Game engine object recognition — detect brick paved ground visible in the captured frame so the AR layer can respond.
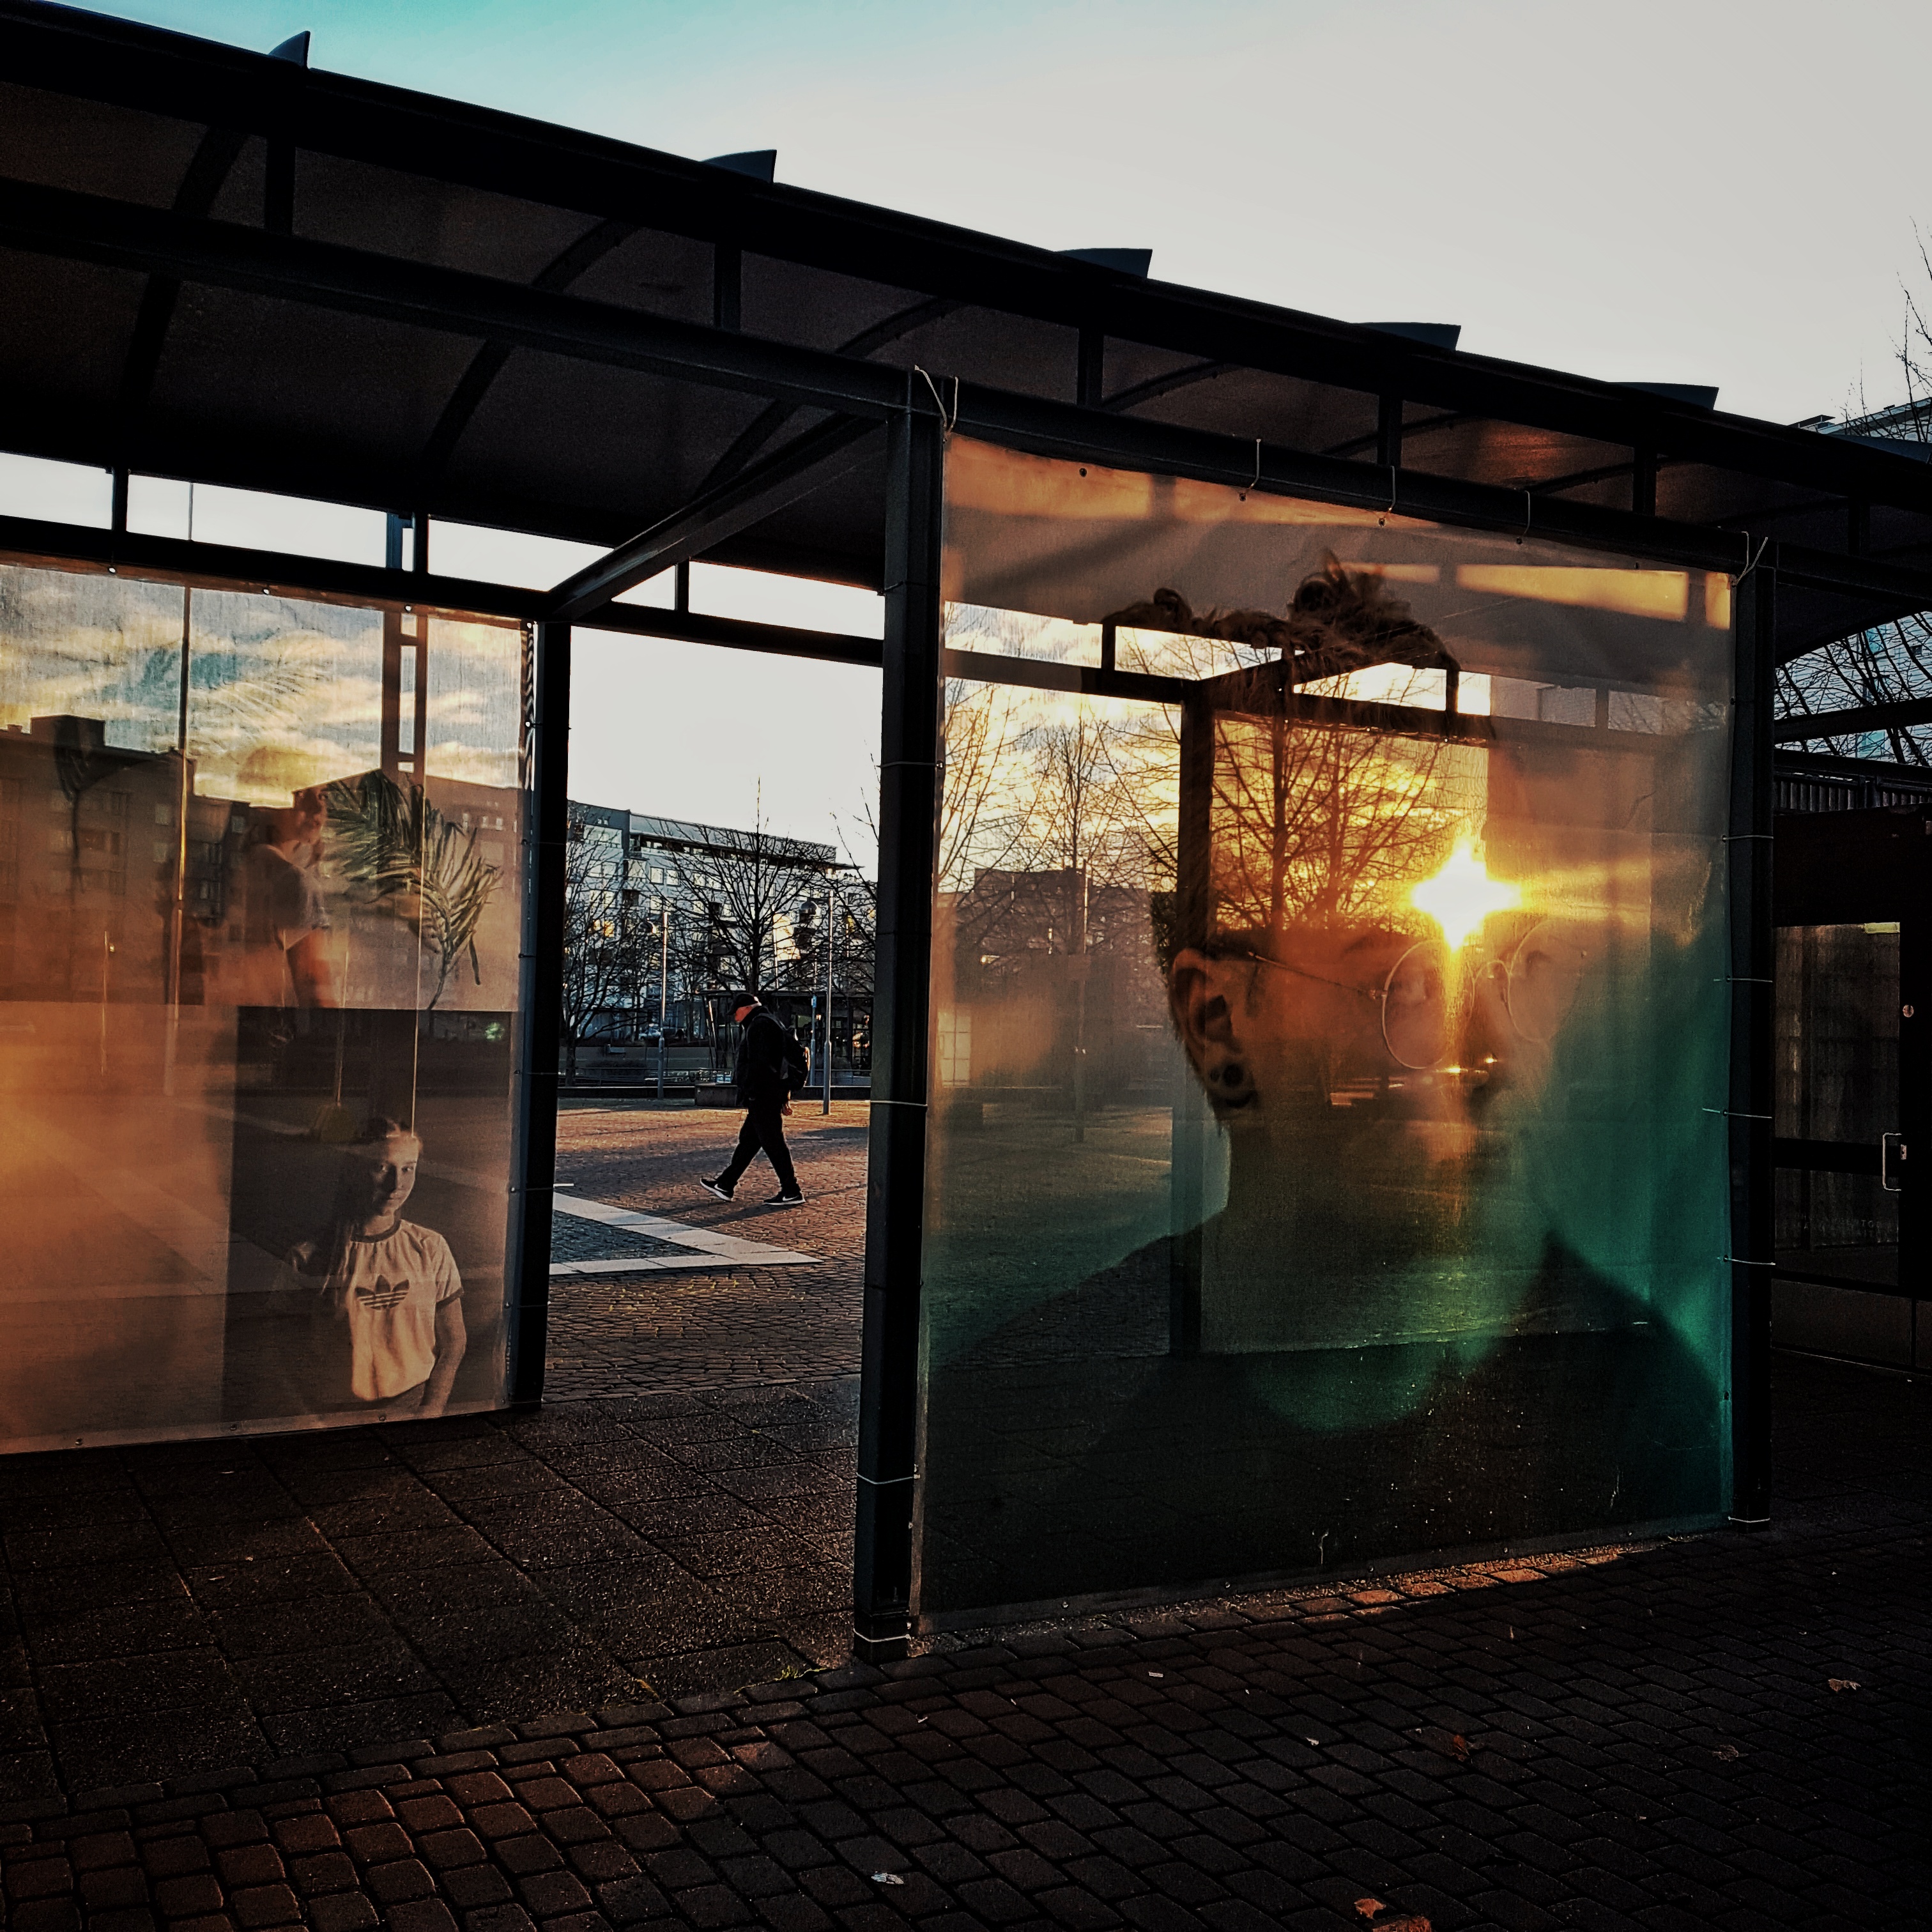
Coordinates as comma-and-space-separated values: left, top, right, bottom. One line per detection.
3, 1105, 1926, 1924
546, 1102, 864, 1400
0, 1380, 862, 1803
2, 1352, 1924, 1932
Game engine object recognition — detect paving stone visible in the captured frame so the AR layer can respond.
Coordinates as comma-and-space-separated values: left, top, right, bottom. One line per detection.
307, 1892, 380, 1932
0, 1258, 1922, 1932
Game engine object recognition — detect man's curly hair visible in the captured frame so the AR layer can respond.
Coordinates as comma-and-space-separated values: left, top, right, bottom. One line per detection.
1107, 553, 1452, 685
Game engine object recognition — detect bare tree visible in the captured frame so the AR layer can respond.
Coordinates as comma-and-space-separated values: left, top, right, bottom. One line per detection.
939, 675, 1030, 893
1778, 233, 1932, 762
560, 812, 651, 1083
1777, 611, 1932, 767
1206, 698, 1465, 944
1869, 224, 1932, 449
670, 795, 841, 1001
1100, 568, 1464, 949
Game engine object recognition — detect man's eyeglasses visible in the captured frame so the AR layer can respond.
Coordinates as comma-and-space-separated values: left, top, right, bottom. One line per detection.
1236, 917, 1588, 1071
1241, 940, 1453, 1071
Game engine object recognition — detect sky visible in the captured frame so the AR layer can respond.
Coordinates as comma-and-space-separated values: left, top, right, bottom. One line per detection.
33, 0, 1932, 858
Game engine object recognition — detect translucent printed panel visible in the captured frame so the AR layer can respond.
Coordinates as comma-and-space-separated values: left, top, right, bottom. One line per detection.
0, 558, 525, 1448
919, 440, 1732, 1618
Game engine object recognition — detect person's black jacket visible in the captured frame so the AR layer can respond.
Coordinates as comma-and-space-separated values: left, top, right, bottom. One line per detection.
732, 1006, 800, 1103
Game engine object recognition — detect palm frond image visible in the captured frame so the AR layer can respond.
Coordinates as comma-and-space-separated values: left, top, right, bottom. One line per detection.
324, 770, 501, 1006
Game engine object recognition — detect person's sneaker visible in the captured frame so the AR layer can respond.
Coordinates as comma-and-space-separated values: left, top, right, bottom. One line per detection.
699, 1176, 734, 1201
767, 1190, 805, 1207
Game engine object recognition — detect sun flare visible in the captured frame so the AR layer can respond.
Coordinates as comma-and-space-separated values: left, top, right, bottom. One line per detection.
1411, 838, 1521, 951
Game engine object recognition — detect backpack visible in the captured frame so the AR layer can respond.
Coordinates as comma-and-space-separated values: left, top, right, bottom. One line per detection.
781, 1024, 811, 1091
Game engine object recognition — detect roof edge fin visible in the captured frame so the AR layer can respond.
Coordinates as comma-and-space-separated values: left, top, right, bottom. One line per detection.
1616, 381, 1719, 410
703, 150, 777, 181
1363, 322, 1460, 351
1061, 249, 1152, 277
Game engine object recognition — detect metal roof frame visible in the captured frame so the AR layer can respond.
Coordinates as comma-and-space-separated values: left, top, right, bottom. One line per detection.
1, 2, 1920, 507
1, 0, 1931, 664
3, 171, 1930, 654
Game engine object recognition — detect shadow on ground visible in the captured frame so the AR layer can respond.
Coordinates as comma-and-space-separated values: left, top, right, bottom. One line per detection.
0, 1353, 1922, 1931
0, 1383, 858, 1800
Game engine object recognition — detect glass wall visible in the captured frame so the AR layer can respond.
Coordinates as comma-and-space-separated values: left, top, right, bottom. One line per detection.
919, 440, 1734, 1620
0, 555, 526, 1449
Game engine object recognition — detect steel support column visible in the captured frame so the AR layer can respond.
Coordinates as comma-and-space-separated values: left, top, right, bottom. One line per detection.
1632, 446, 1658, 518
1728, 570, 1775, 1525
1376, 394, 1402, 470
507, 620, 572, 1406
854, 401, 945, 1662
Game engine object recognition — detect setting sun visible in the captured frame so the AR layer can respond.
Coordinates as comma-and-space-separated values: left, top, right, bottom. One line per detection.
1411, 838, 1521, 950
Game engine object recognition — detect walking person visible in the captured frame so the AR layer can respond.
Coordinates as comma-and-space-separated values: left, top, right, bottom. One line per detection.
701, 991, 806, 1206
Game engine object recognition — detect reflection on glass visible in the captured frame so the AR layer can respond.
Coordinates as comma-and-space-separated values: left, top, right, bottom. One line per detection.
0, 559, 524, 1450
919, 441, 1733, 1621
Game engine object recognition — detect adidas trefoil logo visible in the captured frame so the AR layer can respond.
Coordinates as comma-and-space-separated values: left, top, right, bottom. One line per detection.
355, 1275, 410, 1310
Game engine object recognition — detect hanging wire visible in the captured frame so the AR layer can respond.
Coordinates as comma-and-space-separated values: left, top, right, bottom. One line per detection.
1734, 533, 1770, 583
911, 365, 958, 433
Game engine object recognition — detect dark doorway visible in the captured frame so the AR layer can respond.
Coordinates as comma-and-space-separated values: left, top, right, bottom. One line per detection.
1774, 807, 1931, 1367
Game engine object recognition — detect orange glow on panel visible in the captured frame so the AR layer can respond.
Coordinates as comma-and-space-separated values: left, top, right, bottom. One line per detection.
1455, 565, 1690, 622
1705, 574, 1732, 629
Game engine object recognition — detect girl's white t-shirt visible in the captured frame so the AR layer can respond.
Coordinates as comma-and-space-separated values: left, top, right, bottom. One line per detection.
288, 1220, 462, 1402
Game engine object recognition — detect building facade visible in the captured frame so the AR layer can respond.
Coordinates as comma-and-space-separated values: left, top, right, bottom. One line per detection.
565, 800, 871, 1078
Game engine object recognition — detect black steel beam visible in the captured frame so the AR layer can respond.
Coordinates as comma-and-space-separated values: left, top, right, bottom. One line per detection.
946, 378, 1932, 599
1376, 394, 1402, 470
0, 177, 908, 420
548, 416, 881, 622
1728, 571, 1775, 1528
9, 178, 1932, 613
0, 510, 552, 618
1077, 326, 1104, 409
855, 404, 944, 1663
1770, 696, 1932, 743
0, 512, 885, 666
507, 620, 571, 1405
943, 646, 1708, 753
693, 295, 959, 496
943, 647, 1186, 706
8, 182, 1932, 651
1102, 360, 1228, 415
417, 215, 639, 487
590, 604, 880, 668
1324, 410, 1468, 463
1632, 445, 1658, 518
116, 122, 248, 447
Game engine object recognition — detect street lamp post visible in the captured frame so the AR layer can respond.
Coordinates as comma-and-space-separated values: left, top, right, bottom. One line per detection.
656, 900, 670, 1100
823, 884, 836, 1114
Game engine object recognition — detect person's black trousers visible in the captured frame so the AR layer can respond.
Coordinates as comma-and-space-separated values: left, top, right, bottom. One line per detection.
717, 1098, 799, 1195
